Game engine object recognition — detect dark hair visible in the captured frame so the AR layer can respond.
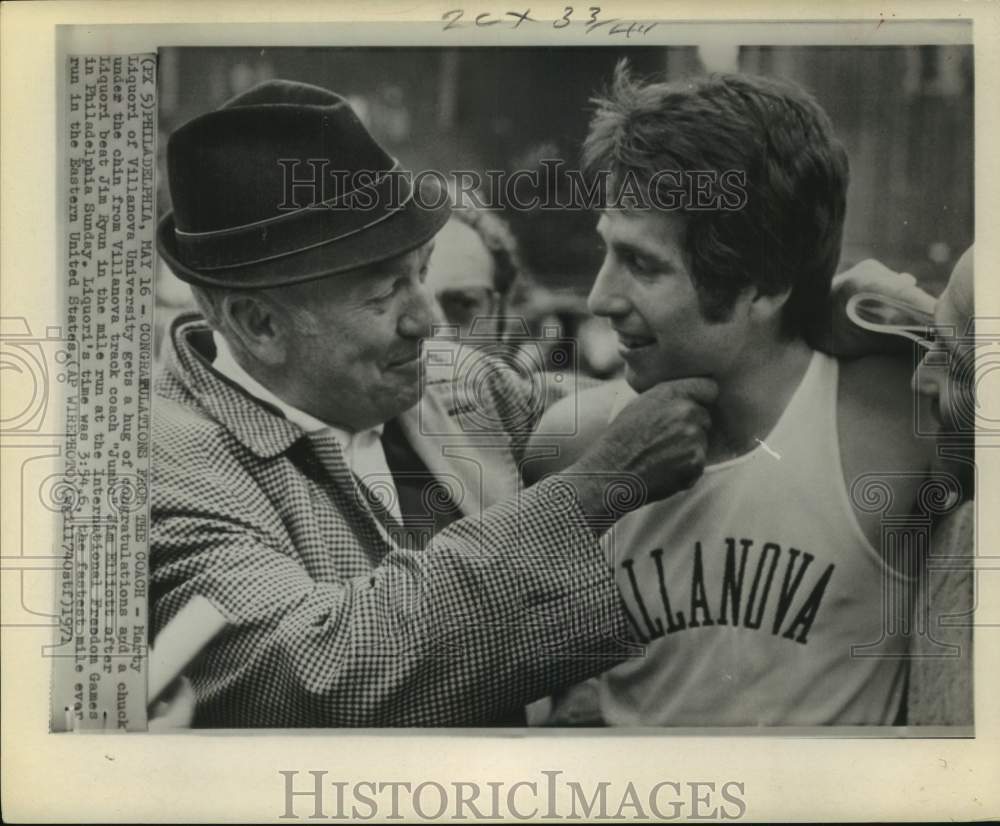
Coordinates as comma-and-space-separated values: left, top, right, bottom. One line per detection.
583, 61, 849, 337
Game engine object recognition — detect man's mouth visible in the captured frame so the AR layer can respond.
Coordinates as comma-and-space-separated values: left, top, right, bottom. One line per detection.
615, 330, 656, 353
387, 352, 422, 369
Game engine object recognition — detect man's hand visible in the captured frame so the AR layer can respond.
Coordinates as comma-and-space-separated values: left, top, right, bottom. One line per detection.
812, 258, 937, 357
557, 377, 717, 527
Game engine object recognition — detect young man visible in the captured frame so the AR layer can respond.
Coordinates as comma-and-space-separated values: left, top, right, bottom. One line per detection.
534, 65, 936, 726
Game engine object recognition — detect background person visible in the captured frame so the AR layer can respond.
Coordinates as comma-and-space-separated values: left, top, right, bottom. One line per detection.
907, 245, 976, 727
425, 206, 522, 341
847, 248, 976, 726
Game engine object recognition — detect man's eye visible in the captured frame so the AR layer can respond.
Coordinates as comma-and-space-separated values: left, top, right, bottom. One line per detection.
625, 252, 654, 274
441, 294, 476, 310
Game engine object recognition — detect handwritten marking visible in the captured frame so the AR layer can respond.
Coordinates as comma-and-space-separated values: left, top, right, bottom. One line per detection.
441, 7, 658, 37
505, 8, 537, 27
442, 8, 463, 29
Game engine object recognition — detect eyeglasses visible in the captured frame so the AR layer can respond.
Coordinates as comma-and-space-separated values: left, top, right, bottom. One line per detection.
846, 291, 948, 351
435, 287, 497, 327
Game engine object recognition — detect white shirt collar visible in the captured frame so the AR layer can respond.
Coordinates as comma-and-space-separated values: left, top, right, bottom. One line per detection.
211, 332, 383, 446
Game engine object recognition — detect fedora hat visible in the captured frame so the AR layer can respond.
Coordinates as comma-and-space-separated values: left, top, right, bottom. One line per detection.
157, 80, 450, 289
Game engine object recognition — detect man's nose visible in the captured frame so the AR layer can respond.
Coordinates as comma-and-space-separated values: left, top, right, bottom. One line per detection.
398, 281, 437, 338
587, 259, 631, 319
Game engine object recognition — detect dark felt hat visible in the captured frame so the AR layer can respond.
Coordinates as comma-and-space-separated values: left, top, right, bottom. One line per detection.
157, 80, 450, 289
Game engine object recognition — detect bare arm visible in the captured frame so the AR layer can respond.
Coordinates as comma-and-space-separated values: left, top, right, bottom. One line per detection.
838, 353, 936, 552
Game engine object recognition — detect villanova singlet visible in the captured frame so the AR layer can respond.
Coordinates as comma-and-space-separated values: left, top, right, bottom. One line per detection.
599, 352, 912, 726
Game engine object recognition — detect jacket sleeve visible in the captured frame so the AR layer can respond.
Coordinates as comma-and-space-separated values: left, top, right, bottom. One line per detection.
151, 439, 633, 727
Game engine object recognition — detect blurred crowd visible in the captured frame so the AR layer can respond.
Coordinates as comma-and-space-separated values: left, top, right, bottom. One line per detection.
155, 44, 973, 381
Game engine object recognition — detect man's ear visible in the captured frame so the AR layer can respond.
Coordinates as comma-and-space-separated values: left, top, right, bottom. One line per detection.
748, 286, 792, 324
221, 293, 288, 366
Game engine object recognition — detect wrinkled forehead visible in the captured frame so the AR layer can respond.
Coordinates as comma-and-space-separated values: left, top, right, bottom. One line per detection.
424, 219, 494, 292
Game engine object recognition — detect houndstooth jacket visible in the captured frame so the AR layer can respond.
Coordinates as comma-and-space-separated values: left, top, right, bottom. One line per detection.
151, 315, 630, 727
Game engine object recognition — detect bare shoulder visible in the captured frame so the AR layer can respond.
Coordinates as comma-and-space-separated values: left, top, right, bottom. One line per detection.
839, 353, 932, 459
838, 354, 935, 544
840, 353, 916, 412
524, 379, 630, 483
537, 378, 631, 435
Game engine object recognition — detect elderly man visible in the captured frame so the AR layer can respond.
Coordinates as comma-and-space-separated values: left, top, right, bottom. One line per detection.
151, 80, 718, 727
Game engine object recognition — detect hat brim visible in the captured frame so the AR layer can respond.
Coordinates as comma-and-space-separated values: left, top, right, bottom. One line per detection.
157, 194, 451, 289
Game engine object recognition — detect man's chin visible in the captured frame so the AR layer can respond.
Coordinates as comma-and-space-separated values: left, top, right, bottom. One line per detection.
365, 376, 423, 424
623, 364, 653, 393
623, 362, 695, 394
395, 384, 423, 412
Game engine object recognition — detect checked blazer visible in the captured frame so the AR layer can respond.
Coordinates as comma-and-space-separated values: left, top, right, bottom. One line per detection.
151, 315, 631, 727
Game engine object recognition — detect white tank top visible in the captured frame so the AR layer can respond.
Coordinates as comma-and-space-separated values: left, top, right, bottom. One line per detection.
599, 352, 911, 726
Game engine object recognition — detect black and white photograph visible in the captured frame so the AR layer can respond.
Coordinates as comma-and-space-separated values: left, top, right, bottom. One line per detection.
1, 4, 997, 823
150, 41, 975, 730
